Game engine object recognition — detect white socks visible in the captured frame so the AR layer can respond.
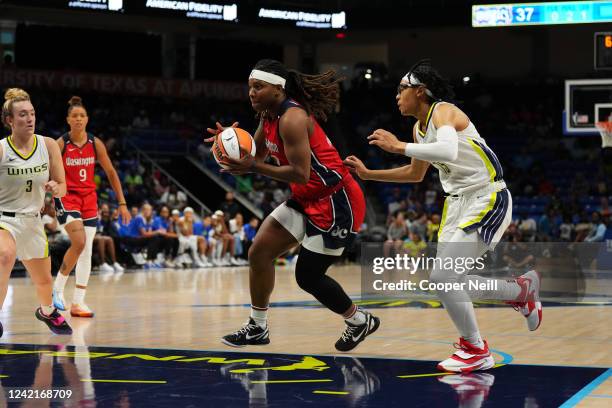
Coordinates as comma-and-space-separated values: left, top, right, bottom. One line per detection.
250, 306, 268, 328
344, 305, 367, 325
54, 272, 69, 292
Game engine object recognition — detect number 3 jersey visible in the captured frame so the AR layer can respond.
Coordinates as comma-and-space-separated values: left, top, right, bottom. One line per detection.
0, 134, 50, 213
61, 132, 97, 194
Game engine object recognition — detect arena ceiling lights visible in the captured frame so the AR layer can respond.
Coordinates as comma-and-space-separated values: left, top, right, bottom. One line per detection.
67, 0, 124, 12
145, 0, 238, 21
257, 8, 347, 29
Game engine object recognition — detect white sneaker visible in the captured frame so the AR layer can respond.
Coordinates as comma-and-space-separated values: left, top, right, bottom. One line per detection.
113, 262, 125, 273
164, 259, 176, 268
230, 257, 242, 266
99, 263, 114, 273
132, 253, 146, 265
199, 256, 213, 267
507, 270, 542, 331
437, 338, 495, 373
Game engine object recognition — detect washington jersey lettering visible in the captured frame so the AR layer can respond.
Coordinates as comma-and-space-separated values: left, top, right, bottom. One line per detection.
61, 132, 97, 193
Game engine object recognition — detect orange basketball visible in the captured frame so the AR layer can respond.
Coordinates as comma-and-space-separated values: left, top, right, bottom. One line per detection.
212, 127, 256, 169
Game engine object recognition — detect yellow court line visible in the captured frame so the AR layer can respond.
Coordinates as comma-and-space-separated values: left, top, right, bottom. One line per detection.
313, 390, 349, 395
0, 375, 8, 378
81, 379, 167, 384
251, 379, 333, 384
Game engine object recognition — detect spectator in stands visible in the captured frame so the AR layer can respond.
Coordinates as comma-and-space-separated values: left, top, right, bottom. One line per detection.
502, 231, 535, 271
427, 214, 441, 242
559, 215, 575, 242
97, 203, 131, 266
243, 217, 259, 260
403, 228, 427, 258
585, 212, 608, 243
384, 212, 408, 257
220, 191, 240, 219
118, 203, 165, 267
160, 184, 188, 210
229, 213, 249, 264
177, 207, 210, 267
210, 210, 240, 266
124, 168, 144, 188
126, 183, 146, 207
517, 211, 537, 242
387, 187, 403, 215
411, 211, 429, 242
153, 205, 180, 267
93, 233, 124, 274
574, 212, 593, 242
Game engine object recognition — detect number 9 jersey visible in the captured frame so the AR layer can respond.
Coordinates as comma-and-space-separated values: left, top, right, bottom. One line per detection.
54, 133, 98, 227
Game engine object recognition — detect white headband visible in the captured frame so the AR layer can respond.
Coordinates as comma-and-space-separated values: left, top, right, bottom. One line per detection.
401, 72, 434, 98
249, 69, 286, 88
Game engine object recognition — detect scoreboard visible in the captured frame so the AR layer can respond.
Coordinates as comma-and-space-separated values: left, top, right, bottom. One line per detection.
595, 32, 612, 70
473, 1, 612, 27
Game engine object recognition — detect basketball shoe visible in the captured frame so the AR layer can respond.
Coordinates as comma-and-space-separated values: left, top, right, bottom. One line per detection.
437, 338, 495, 373
335, 310, 380, 352
222, 318, 270, 347
507, 270, 542, 331
71, 303, 95, 318
35, 308, 73, 335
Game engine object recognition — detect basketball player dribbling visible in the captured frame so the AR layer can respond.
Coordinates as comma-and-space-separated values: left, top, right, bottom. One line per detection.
0, 88, 72, 335
344, 60, 542, 372
206, 59, 380, 351
52, 96, 131, 318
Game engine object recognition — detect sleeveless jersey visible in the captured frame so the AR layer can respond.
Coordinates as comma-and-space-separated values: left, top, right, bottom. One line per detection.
416, 102, 504, 195
0, 135, 50, 213
263, 99, 350, 202
61, 132, 97, 194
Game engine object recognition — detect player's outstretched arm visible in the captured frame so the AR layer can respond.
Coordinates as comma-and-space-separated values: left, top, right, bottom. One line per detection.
344, 155, 429, 183
95, 137, 131, 224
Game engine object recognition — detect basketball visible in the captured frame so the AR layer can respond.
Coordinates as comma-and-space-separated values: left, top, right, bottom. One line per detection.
212, 127, 256, 169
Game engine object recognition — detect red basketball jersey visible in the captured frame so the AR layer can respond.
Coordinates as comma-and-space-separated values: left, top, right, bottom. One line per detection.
61, 133, 97, 193
263, 99, 350, 202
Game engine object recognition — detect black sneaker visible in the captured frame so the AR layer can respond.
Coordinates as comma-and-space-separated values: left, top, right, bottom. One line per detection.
35, 308, 73, 335
0, 321, 3, 338
221, 318, 270, 347
335, 310, 380, 352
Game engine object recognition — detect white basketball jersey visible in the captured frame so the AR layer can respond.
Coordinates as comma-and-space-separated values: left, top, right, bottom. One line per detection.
416, 102, 504, 195
0, 135, 50, 213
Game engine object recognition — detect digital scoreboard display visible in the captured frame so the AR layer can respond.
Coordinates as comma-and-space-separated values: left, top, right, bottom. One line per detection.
473, 1, 612, 27
595, 32, 612, 70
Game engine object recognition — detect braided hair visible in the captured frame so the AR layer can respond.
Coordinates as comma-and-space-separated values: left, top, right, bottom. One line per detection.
253, 59, 342, 122
405, 59, 455, 103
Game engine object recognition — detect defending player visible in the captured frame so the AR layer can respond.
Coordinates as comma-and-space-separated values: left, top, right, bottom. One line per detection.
344, 60, 541, 372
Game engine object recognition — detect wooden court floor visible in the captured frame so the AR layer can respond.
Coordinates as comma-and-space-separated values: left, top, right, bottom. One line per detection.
0, 265, 610, 407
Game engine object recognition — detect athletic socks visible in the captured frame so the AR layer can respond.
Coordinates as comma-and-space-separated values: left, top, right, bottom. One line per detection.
250, 306, 268, 328
464, 333, 485, 349
73, 288, 86, 305
343, 304, 367, 325
41, 305, 54, 316
54, 273, 69, 291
